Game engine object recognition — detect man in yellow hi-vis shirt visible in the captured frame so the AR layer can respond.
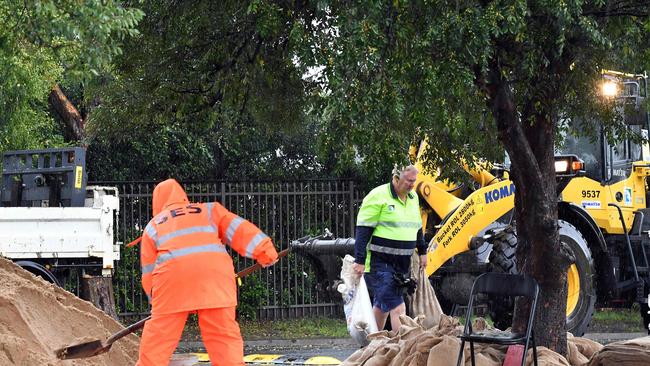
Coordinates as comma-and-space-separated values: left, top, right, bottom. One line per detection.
352, 165, 427, 331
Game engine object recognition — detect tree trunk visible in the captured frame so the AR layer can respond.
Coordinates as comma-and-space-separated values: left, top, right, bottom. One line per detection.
81, 275, 119, 320
486, 65, 571, 355
49, 84, 86, 141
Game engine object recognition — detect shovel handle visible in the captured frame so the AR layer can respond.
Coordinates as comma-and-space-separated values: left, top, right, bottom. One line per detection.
236, 248, 290, 278
126, 236, 142, 248
106, 315, 150, 345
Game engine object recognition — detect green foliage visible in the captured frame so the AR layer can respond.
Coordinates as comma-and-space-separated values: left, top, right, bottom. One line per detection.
237, 274, 269, 320
286, 1, 507, 183
113, 237, 149, 314
86, 115, 329, 181
0, 34, 64, 151
87, 0, 336, 181
285, 1, 649, 183
591, 307, 643, 332
0, 1, 143, 152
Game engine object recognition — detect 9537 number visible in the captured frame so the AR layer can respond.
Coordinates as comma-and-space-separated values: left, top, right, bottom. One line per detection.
581, 190, 600, 198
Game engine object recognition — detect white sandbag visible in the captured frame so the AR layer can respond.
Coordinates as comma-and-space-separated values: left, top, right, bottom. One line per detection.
339, 255, 378, 346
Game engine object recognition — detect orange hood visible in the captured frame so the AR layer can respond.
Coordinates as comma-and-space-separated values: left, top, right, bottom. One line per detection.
152, 179, 189, 215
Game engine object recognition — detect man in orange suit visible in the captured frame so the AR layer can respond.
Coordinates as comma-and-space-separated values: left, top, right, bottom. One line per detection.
136, 179, 278, 366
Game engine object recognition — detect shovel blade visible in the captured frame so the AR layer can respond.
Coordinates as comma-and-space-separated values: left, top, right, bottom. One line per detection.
55, 340, 111, 360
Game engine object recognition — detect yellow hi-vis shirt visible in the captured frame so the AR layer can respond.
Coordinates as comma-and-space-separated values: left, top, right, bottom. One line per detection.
355, 183, 423, 273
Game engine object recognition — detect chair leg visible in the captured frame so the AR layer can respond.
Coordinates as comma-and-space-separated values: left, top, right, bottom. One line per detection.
532, 338, 538, 366
520, 344, 527, 366
470, 341, 476, 366
456, 340, 465, 366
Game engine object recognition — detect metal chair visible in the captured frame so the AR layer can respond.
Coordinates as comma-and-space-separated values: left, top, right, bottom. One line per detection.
456, 272, 539, 366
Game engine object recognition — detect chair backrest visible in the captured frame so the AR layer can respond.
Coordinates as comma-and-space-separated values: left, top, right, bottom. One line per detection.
463, 272, 539, 336
471, 272, 538, 299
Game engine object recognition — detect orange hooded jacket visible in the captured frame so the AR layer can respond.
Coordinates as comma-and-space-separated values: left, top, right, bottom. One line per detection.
140, 179, 278, 314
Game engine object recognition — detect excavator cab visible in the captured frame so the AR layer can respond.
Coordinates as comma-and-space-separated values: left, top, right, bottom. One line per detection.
557, 71, 649, 183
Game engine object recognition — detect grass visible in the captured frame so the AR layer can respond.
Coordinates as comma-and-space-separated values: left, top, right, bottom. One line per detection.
239, 317, 349, 340
179, 316, 348, 342
590, 306, 643, 333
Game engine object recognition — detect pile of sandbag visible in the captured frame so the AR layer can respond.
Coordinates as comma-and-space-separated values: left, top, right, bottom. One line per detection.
341, 254, 650, 366
342, 252, 607, 366
343, 314, 605, 366
342, 315, 505, 366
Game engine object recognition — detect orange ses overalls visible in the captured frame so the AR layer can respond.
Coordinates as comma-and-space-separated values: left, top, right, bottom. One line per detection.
136, 179, 278, 366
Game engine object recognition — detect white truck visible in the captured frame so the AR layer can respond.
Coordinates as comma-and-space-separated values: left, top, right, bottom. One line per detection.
0, 148, 120, 288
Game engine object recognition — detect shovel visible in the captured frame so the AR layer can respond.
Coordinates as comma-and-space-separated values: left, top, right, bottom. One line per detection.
55, 247, 289, 360
55, 315, 150, 360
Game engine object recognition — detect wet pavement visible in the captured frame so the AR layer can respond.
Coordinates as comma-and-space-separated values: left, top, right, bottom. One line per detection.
171, 339, 359, 365
169, 348, 353, 366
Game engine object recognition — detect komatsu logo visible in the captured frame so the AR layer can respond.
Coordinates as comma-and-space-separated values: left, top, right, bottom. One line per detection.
484, 183, 516, 204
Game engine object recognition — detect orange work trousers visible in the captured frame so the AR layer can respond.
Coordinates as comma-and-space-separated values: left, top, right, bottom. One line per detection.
136, 307, 244, 366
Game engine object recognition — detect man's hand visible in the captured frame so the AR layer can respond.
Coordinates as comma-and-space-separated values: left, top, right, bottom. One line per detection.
352, 262, 365, 275
419, 254, 427, 270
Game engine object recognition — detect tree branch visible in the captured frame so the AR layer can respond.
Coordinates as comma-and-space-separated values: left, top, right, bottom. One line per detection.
48, 84, 85, 141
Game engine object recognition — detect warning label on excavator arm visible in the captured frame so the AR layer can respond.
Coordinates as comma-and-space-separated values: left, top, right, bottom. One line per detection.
437, 199, 476, 248
426, 181, 515, 276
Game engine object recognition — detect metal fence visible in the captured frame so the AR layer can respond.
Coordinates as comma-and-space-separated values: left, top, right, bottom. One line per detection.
93, 180, 364, 320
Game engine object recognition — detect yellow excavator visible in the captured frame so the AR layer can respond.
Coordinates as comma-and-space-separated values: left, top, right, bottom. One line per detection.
292, 70, 650, 335
413, 70, 650, 335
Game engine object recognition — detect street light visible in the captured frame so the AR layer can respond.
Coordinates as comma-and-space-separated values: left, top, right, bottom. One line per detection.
601, 80, 618, 97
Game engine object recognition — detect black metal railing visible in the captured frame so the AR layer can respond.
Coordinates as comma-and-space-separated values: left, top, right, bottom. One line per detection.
91, 179, 364, 320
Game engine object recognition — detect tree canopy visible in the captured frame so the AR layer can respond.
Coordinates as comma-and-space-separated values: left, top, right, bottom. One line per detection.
0, 0, 143, 152
86, 1, 336, 181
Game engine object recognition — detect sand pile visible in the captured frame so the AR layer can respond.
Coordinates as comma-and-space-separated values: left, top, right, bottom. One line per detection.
0, 256, 139, 365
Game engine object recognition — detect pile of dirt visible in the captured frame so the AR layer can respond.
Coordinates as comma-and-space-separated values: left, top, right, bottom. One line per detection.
0, 256, 139, 365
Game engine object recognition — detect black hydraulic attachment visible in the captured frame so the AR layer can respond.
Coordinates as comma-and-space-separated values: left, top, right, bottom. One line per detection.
1, 147, 87, 207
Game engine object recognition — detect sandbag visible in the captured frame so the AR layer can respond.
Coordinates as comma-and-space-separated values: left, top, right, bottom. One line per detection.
342, 333, 392, 366
524, 347, 571, 366
587, 336, 650, 366
568, 335, 602, 360
409, 253, 445, 329
567, 333, 603, 365
566, 341, 589, 366
434, 315, 463, 337
389, 318, 439, 366
427, 335, 463, 366
364, 343, 401, 366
